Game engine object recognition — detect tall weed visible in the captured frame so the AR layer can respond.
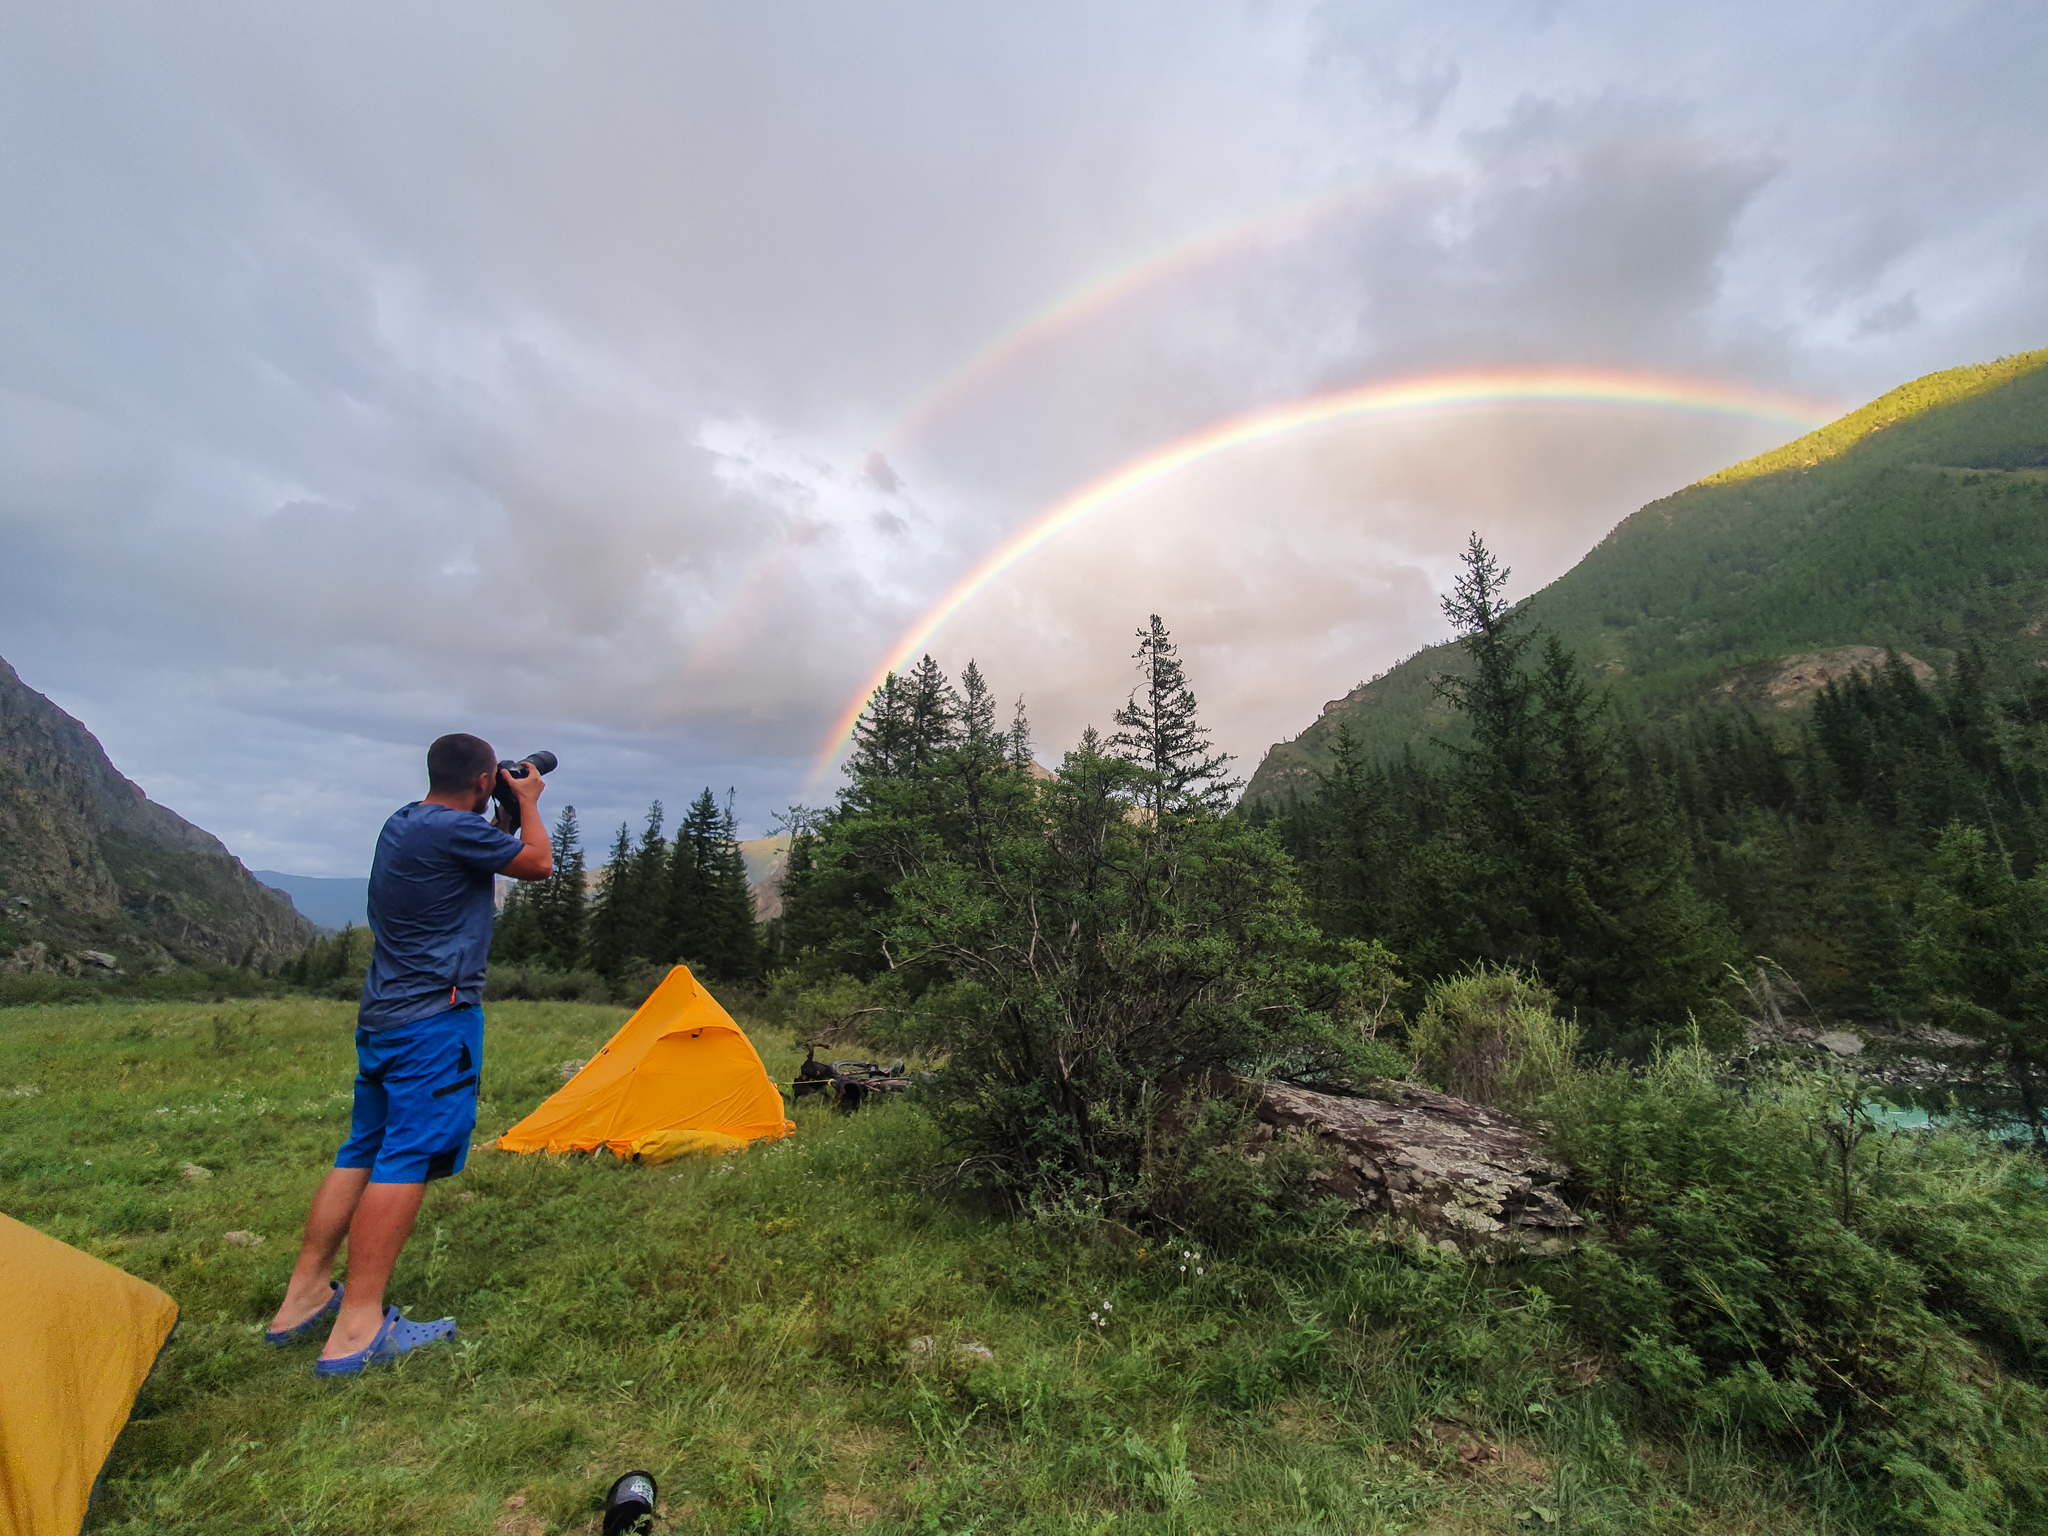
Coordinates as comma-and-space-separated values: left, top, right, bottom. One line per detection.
1408, 964, 1579, 1111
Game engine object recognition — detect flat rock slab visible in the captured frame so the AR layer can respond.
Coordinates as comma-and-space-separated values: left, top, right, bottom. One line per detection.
1250, 1080, 1582, 1254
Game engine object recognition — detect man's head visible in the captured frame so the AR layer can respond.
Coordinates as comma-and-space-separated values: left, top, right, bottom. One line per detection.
426, 733, 497, 812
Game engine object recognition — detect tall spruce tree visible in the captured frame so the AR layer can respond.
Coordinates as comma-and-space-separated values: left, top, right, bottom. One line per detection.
530, 804, 587, 970
1110, 615, 1238, 817
901, 653, 958, 775
1008, 695, 1034, 771
1433, 536, 1736, 1030
489, 881, 545, 963
958, 659, 999, 752
584, 821, 639, 978
708, 791, 762, 983
628, 801, 669, 962
1908, 822, 2048, 1145
1434, 533, 1540, 827
668, 787, 763, 983
847, 672, 909, 780
667, 788, 721, 965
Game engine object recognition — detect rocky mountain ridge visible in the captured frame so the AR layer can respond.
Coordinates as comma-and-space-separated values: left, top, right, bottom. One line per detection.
0, 656, 312, 972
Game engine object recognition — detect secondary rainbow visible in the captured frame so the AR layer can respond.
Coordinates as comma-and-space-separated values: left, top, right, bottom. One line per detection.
808, 367, 1839, 787
875, 177, 1426, 458
682, 177, 1424, 675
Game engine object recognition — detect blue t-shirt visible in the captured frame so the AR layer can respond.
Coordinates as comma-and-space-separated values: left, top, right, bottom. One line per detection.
359, 802, 524, 1032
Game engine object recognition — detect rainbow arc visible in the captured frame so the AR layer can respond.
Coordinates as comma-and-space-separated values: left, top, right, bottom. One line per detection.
808, 367, 1839, 788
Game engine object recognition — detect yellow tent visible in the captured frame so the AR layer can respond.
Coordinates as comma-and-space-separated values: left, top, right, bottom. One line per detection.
497, 965, 793, 1163
1, 1213, 179, 1536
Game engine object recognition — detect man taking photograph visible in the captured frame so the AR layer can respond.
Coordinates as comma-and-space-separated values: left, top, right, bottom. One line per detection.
264, 733, 552, 1376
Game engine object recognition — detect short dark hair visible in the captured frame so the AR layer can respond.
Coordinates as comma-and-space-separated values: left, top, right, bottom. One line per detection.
427, 733, 497, 794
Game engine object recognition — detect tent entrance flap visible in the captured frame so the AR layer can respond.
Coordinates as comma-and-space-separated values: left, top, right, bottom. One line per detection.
497, 965, 793, 1158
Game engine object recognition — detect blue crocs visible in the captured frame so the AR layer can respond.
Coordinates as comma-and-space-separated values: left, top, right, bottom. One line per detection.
314, 1305, 457, 1378
265, 1281, 344, 1346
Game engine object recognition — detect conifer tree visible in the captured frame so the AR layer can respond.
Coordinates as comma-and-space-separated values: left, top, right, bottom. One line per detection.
708, 790, 763, 983
1909, 822, 2048, 1146
628, 801, 668, 962
847, 672, 909, 780
1434, 533, 1540, 823
958, 659, 999, 752
1110, 615, 1238, 817
667, 788, 722, 964
1008, 695, 1034, 771
530, 804, 587, 970
667, 788, 763, 983
901, 653, 958, 775
489, 881, 545, 963
1432, 537, 1736, 1028
584, 821, 638, 978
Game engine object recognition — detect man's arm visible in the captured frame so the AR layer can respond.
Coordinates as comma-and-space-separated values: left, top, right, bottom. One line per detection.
498, 767, 553, 881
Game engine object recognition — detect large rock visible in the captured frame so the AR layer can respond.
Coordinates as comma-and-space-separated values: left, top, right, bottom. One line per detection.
0, 656, 313, 968
1249, 1080, 1581, 1254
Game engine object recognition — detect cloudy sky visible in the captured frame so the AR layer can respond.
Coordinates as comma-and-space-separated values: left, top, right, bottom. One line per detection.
3, 2, 2043, 875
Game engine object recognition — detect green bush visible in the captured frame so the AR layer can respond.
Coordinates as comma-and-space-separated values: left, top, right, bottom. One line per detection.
0, 965, 288, 1009
483, 964, 612, 1005
1408, 965, 1578, 1111
1139, 1089, 1333, 1254
1543, 1046, 2048, 1533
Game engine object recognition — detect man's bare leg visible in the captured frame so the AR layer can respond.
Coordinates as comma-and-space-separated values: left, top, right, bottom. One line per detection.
269, 1166, 371, 1333
319, 1180, 428, 1359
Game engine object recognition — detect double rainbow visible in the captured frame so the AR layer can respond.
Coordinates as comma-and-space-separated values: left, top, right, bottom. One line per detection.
684, 178, 1423, 672
808, 367, 1838, 787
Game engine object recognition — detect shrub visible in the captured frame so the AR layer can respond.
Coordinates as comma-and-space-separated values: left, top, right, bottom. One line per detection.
1139, 1089, 1332, 1253
483, 965, 612, 1005
1543, 1046, 2048, 1533
753, 972, 882, 1043
885, 740, 1360, 1212
1408, 965, 1578, 1111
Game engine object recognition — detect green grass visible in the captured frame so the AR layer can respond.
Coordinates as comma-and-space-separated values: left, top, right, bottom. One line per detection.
6, 999, 1842, 1534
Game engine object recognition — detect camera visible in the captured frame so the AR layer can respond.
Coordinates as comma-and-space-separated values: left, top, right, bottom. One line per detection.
491, 750, 557, 833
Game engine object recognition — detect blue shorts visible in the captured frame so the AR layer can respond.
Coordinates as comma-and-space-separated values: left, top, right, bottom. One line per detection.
335, 1004, 484, 1184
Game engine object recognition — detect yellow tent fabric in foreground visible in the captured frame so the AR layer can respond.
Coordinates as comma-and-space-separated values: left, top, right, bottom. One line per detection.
0, 1212, 178, 1536
497, 965, 793, 1161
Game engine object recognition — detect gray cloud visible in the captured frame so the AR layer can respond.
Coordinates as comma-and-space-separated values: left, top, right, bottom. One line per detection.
0, 1, 2042, 872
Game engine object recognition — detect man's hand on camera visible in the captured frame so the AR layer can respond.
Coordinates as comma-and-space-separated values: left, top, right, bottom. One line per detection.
502, 764, 546, 805
498, 765, 555, 881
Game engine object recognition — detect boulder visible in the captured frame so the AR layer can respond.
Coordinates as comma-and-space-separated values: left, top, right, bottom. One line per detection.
1249, 1080, 1581, 1254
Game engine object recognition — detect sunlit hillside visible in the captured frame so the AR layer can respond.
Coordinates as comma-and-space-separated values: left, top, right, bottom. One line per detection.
1246, 348, 2048, 802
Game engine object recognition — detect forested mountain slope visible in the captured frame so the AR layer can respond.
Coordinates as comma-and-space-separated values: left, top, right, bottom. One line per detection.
1245, 348, 2048, 804
0, 656, 311, 971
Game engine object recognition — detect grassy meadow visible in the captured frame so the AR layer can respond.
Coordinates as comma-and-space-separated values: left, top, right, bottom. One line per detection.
6, 998, 1860, 1535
